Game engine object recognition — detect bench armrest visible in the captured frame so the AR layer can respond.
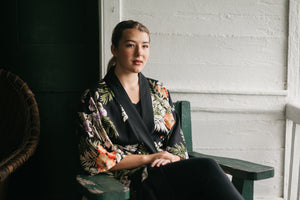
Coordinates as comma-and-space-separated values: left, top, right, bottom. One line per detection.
76, 174, 130, 200
188, 151, 274, 180
76, 153, 274, 200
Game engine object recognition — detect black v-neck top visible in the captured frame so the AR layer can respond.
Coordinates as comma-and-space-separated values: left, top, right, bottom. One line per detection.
103, 66, 157, 153
133, 101, 142, 116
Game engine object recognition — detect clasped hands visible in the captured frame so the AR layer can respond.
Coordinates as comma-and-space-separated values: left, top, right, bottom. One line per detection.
109, 150, 181, 171
150, 151, 181, 168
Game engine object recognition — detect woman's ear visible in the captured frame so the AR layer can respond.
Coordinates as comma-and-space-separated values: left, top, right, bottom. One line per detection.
111, 45, 118, 57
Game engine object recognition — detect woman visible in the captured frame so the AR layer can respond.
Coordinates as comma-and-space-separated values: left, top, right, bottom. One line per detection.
77, 20, 244, 200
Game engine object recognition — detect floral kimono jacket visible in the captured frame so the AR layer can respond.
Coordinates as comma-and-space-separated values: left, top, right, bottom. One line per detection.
77, 67, 188, 193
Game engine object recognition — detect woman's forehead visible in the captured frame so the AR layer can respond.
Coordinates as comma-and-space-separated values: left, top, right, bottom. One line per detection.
121, 29, 150, 43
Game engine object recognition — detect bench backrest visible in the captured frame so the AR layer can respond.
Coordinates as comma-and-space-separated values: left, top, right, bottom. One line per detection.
174, 101, 193, 152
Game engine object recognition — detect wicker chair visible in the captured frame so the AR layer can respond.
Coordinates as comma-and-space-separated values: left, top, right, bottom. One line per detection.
0, 69, 40, 182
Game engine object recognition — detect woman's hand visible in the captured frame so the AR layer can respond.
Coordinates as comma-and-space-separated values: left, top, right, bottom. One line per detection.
150, 151, 181, 167
151, 158, 171, 167
109, 151, 181, 171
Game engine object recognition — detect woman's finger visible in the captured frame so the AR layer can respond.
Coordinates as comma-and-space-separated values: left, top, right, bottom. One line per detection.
156, 159, 165, 167
151, 159, 160, 167
160, 159, 170, 166
152, 159, 170, 167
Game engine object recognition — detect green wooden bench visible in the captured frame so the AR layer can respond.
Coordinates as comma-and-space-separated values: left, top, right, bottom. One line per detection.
77, 101, 274, 200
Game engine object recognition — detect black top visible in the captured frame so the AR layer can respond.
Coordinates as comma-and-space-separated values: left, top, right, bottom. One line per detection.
104, 66, 157, 153
133, 101, 142, 116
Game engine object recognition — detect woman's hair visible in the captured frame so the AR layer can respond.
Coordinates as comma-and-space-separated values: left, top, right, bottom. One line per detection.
107, 20, 150, 72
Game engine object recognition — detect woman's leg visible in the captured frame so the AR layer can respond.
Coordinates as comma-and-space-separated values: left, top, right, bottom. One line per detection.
137, 158, 244, 200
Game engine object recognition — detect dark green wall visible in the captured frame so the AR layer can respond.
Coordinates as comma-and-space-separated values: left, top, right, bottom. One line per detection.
0, 0, 99, 199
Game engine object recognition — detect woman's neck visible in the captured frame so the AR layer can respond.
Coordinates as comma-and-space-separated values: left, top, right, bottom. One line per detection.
114, 66, 139, 88
114, 66, 140, 103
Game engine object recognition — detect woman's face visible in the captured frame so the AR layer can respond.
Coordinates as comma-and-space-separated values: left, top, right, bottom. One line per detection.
112, 28, 150, 74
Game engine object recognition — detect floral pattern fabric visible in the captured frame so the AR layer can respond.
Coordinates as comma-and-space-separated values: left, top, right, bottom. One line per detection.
77, 72, 188, 192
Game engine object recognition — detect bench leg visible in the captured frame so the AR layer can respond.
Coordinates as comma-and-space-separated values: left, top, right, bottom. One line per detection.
232, 177, 254, 200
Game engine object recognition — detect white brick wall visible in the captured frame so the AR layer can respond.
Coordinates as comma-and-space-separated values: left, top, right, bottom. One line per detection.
100, 0, 300, 199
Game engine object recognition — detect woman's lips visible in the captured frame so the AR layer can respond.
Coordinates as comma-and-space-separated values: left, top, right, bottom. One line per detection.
133, 60, 143, 65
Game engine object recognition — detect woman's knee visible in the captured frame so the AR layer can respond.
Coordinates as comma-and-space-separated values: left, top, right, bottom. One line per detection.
196, 158, 219, 167
195, 158, 223, 175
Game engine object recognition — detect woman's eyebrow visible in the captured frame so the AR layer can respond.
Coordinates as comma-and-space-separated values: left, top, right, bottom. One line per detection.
124, 39, 149, 44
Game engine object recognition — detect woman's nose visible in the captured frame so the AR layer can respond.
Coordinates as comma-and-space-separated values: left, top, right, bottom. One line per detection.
135, 45, 143, 56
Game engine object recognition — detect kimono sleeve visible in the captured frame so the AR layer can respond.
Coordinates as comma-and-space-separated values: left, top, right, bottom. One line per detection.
165, 93, 189, 160
77, 89, 125, 175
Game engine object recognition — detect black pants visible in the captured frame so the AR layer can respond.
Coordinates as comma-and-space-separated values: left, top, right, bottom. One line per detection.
136, 158, 244, 200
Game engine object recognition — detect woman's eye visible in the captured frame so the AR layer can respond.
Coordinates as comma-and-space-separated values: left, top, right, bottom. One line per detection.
143, 45, 149, 48
126, 44, 134, 48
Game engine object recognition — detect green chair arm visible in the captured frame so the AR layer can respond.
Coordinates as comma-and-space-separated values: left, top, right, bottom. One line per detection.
76, 173, 130, 200
188, 151, 274, 180
76, 152, 274, 200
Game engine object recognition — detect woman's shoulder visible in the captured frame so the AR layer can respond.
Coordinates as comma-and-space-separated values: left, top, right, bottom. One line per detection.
80, 79, 110, 100
147, 77, 168, 89
146, 77, 170, 99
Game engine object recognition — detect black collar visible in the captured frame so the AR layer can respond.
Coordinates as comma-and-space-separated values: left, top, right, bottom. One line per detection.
104, 67, 157, 153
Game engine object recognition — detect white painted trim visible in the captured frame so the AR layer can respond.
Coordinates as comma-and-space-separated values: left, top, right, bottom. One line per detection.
169, 88, 288, 96
285, 120, 294, 199
191, 107, 285, 115
285, 0, 300, 198
287, 122, 297, 200
99, 0, 121, 78
194, 147, 284, 151
98, 0, 103, 77
286, 103, 300, 124
287, 0, 300, 99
